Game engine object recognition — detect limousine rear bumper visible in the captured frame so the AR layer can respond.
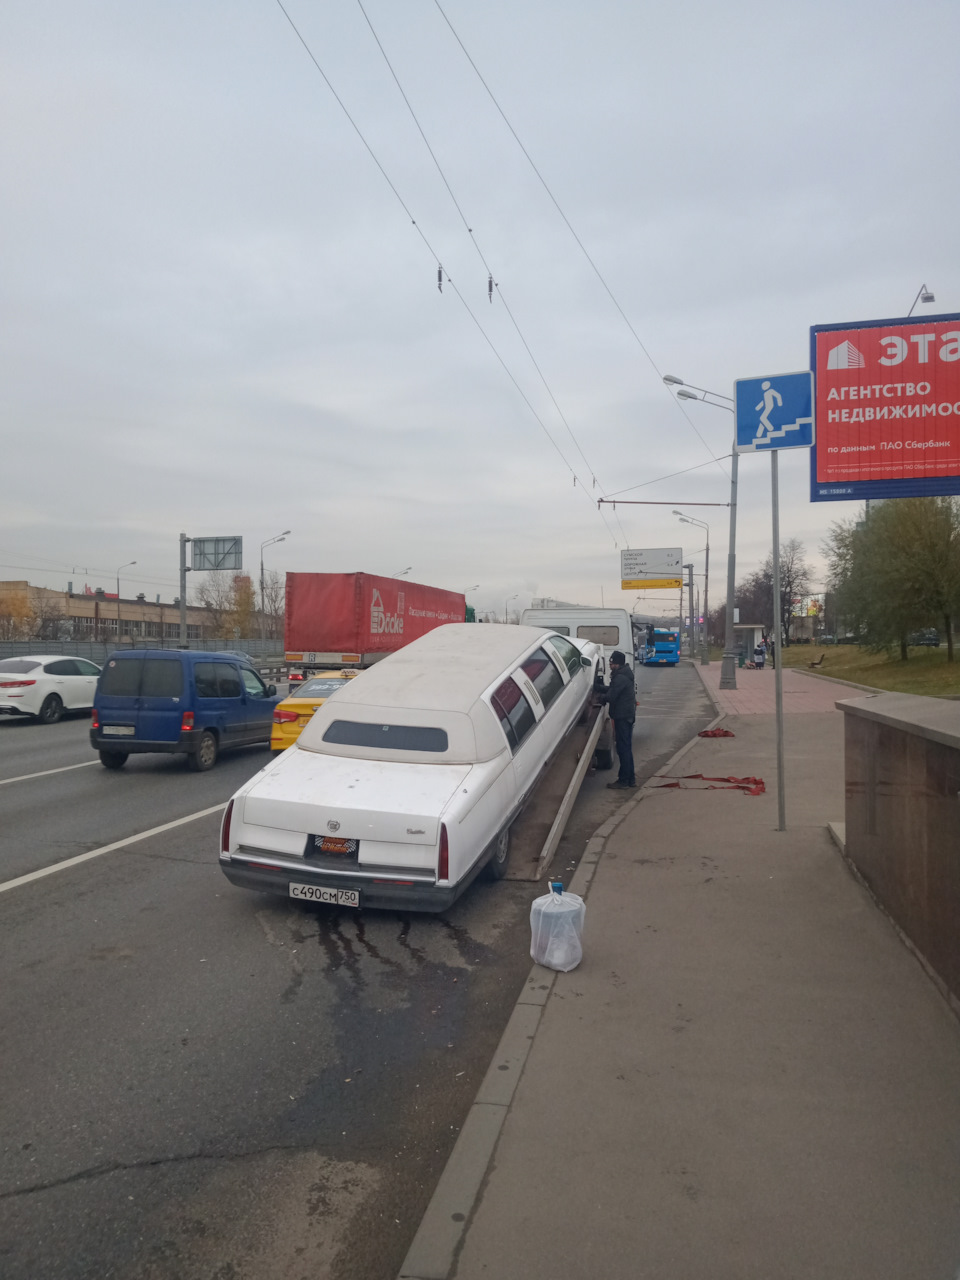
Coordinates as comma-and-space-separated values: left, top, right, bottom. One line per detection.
220, 847, 486, 913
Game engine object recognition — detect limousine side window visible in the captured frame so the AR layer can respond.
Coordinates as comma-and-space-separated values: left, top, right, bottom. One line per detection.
546, 634, 583, 678
491, 678, 536, 753
520, 648, 564, 709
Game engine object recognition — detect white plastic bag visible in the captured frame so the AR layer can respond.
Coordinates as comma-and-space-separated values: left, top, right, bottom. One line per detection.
530, 882, 586, 972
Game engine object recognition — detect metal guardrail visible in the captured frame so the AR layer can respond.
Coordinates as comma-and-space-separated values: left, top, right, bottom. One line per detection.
0, 639, 287, 664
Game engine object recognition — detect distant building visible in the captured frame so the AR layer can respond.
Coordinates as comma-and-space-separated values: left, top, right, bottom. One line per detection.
0, 580, 211, 643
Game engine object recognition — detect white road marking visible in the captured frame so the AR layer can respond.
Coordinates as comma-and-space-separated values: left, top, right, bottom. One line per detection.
0, 760, 99, 787
0, 803, 228, 896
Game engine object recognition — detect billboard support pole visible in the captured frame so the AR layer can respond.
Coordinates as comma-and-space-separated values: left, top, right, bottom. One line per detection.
179, 532, 190, 647
771, 454, 786, 832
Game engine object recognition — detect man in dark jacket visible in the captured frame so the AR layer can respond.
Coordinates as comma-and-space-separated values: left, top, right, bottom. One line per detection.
601, 650, 636, 789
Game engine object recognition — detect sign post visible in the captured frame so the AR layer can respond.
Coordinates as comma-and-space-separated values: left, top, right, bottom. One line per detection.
180, 536, 243, 646
735, 371, 815, 832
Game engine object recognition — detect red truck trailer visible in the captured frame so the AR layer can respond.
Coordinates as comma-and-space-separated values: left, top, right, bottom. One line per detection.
284, 572, 466, 675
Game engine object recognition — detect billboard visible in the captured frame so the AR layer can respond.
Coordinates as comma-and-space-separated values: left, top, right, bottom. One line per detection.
191, 536, 242, 570
810, 313, 960, 501
621, 547, 683, 590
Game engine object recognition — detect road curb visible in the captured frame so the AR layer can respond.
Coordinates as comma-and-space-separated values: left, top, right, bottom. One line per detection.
397, 709, 717, 1280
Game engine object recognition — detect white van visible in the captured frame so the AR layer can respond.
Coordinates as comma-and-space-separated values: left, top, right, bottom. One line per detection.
519, 607, 635, 665
520, 608, 637, 769
220, 623, 599, 912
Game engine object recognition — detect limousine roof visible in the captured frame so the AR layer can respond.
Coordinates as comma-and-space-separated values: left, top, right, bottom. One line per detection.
296, 623, 579, 764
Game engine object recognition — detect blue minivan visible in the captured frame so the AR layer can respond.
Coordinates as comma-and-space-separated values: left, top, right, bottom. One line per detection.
90, 650, 282, 771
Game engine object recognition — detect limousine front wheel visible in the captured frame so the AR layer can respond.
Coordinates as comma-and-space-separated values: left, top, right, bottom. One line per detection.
486, 824, 511, 880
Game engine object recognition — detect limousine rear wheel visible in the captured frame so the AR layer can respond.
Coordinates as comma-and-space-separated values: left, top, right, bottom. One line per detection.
486, 824, 511, 880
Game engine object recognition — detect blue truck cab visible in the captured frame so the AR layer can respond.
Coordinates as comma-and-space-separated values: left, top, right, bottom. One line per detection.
91, 649, 282, 771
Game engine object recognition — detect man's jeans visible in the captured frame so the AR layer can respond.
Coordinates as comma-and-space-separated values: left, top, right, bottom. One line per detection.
614, 718, 636, 786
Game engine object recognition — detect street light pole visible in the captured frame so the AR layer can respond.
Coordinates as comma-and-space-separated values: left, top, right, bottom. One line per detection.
667, 377, 738, 689
260, 531, 291, 645
504, 593, 517, 624
116, 561, 136, 641
683, 564, 695, 658
674, 512, 710, 665
906, 282, 935, 317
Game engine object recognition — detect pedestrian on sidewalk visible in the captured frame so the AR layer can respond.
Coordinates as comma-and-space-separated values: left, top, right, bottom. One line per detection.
753, 640, 765, 670
600, 650, 636, 789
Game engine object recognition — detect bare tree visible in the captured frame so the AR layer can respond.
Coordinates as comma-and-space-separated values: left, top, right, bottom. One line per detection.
261, 569, 285, 642
29, 591, 66, 641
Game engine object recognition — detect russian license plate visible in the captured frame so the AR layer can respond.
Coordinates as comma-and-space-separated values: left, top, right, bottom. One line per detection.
102, 725, 135, 736
289, 883, 359, 907
311, 836, 358, 855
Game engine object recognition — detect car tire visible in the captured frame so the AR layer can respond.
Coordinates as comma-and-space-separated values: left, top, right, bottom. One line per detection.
485, 824, 511, 881
188, 730, 218, 772
594, 747, 614, 770
99, 749, 128, 770
37, 694, 64, 725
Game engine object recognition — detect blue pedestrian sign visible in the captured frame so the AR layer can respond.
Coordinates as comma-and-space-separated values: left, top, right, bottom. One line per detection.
734, 371, 815, 453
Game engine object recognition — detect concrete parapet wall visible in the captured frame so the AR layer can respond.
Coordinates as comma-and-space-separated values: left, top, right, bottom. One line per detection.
839, 692, 960, 1002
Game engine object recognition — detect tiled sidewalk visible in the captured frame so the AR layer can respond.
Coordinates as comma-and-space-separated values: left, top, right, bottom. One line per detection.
696, 660, 850, 715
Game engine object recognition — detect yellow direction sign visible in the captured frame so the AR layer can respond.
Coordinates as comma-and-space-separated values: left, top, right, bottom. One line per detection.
622, 577, 683, 590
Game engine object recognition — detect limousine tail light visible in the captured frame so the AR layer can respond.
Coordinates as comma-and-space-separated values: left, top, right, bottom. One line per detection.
221, 799, 234, 855
181, 711, 195, 731
438, 823, 449, 881
273, 708, 299, 723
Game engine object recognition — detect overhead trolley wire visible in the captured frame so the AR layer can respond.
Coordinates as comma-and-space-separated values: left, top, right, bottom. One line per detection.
273, 0, 626, 547
353, 0, 631, 547
432, 0, 729, 483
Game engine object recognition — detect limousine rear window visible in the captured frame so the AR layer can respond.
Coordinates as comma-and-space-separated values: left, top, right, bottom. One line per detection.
322, 720, 449, 752
490, 678, 536, 753
520, 648, 564, 709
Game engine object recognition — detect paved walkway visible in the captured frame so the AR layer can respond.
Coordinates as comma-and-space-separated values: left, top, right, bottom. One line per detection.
399, 666, 960, 1280
696, 659, 846, 715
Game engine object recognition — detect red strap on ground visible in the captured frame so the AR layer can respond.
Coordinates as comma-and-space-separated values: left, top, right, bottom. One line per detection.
652, 773, 766, 796
697, 727, 735, 737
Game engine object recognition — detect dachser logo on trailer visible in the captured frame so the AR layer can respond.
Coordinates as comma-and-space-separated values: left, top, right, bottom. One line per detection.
370, 589, 404, 636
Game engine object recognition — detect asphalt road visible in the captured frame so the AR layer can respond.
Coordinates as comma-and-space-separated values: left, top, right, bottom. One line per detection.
0, 662, 714, 1280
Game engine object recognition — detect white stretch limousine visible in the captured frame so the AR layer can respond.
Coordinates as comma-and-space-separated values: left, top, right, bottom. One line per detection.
220, 623, 599, 911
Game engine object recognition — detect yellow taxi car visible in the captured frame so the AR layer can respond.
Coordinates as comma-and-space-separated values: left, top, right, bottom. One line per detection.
270, 670, 360, 751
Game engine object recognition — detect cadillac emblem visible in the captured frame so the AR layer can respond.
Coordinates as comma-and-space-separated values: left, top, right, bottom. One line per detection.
327, 819, 341, 833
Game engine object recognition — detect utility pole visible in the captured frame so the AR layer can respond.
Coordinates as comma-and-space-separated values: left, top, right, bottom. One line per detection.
179, 533, 191, 647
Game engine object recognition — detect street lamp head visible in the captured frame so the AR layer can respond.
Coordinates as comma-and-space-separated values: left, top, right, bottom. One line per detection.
676, 388, 700, 401
921, 284, 935, 304
662, 374, 684, 386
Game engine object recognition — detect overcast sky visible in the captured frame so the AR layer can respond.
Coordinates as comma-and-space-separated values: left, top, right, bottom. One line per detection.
4, 0, 958, 621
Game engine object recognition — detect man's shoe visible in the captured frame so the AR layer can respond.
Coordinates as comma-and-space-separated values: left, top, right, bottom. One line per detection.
606, 781, 629, 789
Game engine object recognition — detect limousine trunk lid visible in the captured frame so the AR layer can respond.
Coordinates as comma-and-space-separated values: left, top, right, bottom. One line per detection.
241, 746, 471, 847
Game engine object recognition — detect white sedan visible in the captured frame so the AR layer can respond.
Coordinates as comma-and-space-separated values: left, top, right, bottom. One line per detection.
0, 655, 102, 724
